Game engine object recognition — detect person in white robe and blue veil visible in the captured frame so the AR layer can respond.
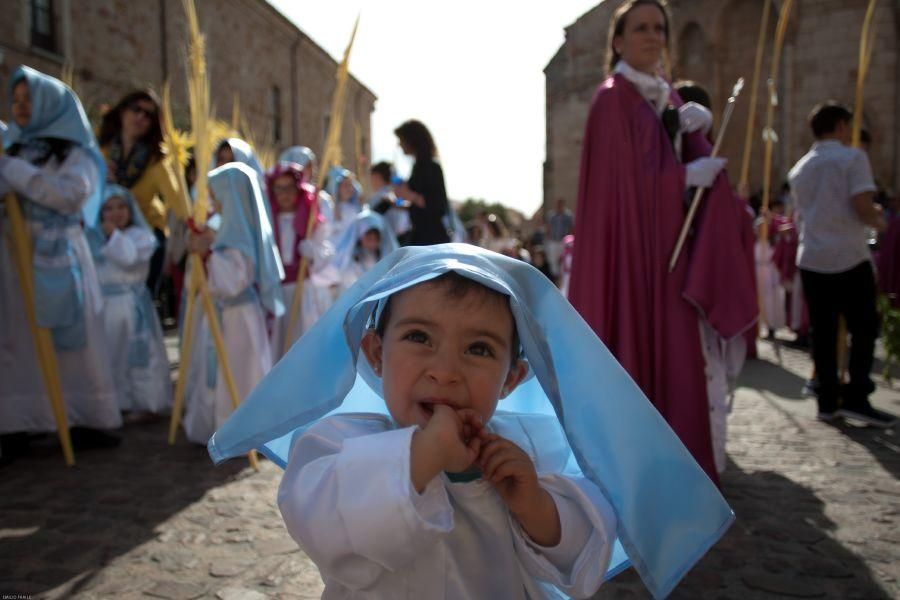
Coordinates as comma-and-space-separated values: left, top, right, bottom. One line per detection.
0, 66, 121, 459
208, 243, 733, 599
322, 208, 398, 295
87, 184, 172, 416
182, 162, 284, 445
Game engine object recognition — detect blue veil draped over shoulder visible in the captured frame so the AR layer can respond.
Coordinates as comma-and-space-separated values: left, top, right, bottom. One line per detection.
208, 244, 733, 599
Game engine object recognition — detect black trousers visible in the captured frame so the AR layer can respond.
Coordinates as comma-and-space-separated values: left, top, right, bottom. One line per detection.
146, 228, 167, 296
800, 261, 878, 412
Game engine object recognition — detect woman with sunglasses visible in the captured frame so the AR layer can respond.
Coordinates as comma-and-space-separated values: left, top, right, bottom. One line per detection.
98, 90, 186, 294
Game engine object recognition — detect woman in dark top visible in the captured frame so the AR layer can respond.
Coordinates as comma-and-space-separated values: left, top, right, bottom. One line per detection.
394, 120, 450, 245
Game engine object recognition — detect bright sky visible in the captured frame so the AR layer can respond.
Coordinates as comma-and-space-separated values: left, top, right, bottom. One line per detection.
268, 0, 601, 217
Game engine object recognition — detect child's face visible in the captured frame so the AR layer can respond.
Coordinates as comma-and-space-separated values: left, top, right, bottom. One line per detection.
362, 280, 528, 429
369, 172, 386, 189
272, 174, 298, 212
216, 144, 235, 166
360, 228, 381, 252
101, 196, 131, 230
338, 178, 355, 202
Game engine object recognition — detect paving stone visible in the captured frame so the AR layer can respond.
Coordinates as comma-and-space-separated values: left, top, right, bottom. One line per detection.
209, 558, 254, 578
143, 580, 207, 600
215, 587, 269, 600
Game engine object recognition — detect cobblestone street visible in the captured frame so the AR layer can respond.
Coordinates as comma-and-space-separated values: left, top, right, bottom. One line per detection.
1, 337, 898, 599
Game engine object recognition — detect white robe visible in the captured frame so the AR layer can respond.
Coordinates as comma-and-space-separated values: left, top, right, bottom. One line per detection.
698, 320, 746, 475
755, 241, 786, 331
337, 252, 378, 296
278, 413, 617, 599
329, 201, 361, 247
182, 248, 272, 444
270, 214, 336, 360
0, 148, 121, 433
95, 226, 172, 414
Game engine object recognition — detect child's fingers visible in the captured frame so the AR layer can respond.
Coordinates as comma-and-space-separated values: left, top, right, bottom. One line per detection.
489, 458, 530, 483
481, 445, 520, 479
477, 438, 511, 471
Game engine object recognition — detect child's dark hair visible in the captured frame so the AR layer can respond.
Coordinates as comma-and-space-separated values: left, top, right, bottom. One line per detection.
808, 101, 852, 139
370, 161, 393, 183
374, 272, 522, 365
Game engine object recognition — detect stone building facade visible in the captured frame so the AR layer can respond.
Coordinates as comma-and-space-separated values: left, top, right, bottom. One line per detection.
0, 0, 376, 169
544, 0, 899, 214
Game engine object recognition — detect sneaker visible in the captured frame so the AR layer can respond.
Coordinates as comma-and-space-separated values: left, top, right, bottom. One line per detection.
802, 379, 818, 398
816, 411, 840, 423
837, 405, 897, 428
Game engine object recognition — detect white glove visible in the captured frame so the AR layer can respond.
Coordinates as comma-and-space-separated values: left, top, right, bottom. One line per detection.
685, 157, 727, 189
298, 238, 316, 259
678, 102, 713, 135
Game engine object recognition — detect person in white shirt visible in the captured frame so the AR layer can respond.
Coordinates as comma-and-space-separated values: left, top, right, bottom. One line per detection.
788, 101, 894, 427
88, 185, 172, 415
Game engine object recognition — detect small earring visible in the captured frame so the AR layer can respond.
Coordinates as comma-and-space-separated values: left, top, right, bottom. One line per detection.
374, 363, 381, 374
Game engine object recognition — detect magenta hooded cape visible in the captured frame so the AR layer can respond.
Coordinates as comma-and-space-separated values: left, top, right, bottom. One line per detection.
568, 74, 757, 482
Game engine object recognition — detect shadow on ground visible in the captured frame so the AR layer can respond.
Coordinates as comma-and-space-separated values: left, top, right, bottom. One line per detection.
0, 417, 247, 597
594, 460, 893, 599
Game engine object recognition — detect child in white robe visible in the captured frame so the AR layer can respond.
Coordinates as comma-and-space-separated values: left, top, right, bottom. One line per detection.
324, 166, 362, 246
88, 184, 171, 415
325, 208, 399, 296
278, 271, 617, 598
0, 66, 121, 459
265, 162, 335, 357
208, 244, 737, 599
181, 163, 284, 445
754, 218, 787, 335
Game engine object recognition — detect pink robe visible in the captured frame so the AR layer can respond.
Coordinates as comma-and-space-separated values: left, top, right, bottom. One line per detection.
877, 216, 900, 307
568, 74, 756, 483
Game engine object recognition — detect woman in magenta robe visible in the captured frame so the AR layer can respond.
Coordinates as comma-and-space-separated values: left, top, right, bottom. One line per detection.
568, 0, 757, 483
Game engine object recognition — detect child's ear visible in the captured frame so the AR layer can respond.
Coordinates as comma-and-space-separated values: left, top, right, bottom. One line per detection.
499, 359, 529, 399
360, 330, 384, 377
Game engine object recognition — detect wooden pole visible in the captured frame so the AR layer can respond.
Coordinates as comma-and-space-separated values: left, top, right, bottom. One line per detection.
284, 16, 360, 348
759, 0, 794, 245
738, 0, 772, 192
3, 193, 75, 466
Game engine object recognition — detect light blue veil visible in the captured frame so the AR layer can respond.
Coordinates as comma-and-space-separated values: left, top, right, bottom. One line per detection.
207, 163, 285, 317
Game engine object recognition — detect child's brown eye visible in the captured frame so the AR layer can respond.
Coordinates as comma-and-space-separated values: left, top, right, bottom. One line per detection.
468, 343, 494, 358
403, 330, 428, 344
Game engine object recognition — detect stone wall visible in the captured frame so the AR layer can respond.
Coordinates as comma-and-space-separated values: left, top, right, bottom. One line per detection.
545, 0, 899, 214
0, 0, 376, 171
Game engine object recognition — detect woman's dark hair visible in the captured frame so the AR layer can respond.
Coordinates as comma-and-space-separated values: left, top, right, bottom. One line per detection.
98, 89, 163, 162
374, 271, 522, 365
808, 101, 852, 139
607, 0, 672, 74
394, 119, 437, 162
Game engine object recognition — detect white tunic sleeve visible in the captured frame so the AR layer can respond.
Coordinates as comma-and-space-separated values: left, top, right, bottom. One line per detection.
206, 248, 254, 299
278, 417, 454, 591
510, 474, 617, 598
304, 223, 335, 274
0, 148, 98, 215
102, 227, 157, 269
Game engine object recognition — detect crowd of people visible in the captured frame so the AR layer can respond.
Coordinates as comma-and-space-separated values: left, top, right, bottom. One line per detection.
0, 62, 575, 462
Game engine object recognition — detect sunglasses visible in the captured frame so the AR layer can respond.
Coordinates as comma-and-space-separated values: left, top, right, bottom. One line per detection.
128, 104, 157, 120
273, 183, 297, 194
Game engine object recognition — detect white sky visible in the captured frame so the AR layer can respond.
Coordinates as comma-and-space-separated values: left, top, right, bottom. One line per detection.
268, 0, 601, 216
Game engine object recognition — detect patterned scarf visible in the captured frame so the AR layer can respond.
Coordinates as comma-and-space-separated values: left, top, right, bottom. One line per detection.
107, 135, 152, 188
